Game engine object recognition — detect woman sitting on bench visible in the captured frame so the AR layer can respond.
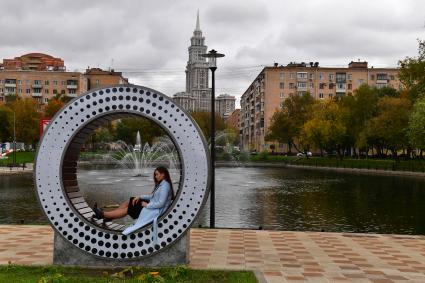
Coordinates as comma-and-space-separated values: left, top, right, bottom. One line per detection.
92, 166, 174, 236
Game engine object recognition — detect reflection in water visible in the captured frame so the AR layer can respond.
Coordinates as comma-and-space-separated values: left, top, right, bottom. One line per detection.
1, 167, 425, 235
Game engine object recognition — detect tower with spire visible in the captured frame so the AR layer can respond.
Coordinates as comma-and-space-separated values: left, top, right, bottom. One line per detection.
185, 11, 211, 111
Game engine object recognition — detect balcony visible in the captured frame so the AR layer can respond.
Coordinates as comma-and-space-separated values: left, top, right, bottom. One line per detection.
376, 79, 388, 84
66, 93, 78, 98
32, 84, 43, 89
32, 93, 42, 97
67, 84, 78, 89
4, 83, 16, 88
4, 92, 16, 96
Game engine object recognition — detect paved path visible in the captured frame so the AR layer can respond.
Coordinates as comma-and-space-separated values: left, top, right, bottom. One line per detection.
1, 225, 425, 282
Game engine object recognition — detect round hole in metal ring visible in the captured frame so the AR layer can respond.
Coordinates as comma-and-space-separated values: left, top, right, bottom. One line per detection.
35, 85, 210, 259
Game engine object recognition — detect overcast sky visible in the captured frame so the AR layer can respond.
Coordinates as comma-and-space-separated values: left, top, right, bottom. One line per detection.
1, 0, 424, 106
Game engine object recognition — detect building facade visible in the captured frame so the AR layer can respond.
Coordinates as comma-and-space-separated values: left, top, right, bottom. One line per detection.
84, 68, 128, 90
240, 61, 402, 152
0, 53, 65, 71
0, 69, 87, 105
172, 92, 196, 112
0, 54, 128, 106
215, 94, 236, 118
226, 109, 241, 131
185, 12, 211, 111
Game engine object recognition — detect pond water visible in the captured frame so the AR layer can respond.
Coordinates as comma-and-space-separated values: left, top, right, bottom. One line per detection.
1, 167, 425, 235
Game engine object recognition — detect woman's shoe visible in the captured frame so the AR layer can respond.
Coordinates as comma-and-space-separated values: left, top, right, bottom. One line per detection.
92, 202, 104, 219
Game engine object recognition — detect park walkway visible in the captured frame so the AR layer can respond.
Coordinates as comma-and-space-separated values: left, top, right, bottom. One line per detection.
1, 225, 425, 282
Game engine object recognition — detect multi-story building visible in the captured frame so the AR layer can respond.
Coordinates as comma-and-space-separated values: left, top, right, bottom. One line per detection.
215, 94, 236, 118
0, 69, 87, 105
84, 68, 128, 90
172, 92, 196, 112
226, 109, 241, 131
0, 53, 128, 105
185, 12, 211, 111
0, 53, 65, 71
240, 61, 402, 152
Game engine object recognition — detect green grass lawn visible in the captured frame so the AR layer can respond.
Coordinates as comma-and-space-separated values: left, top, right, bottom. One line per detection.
0, 264, 257, 283
0, 151, 35, 166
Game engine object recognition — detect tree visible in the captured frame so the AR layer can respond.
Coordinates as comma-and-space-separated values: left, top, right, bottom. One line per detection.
8, 98, 41, 145
408, 97, 425, 153
190, 111, 226, 141
300, 100, 346, 157
44, 96, 64, 118
398, 39, 425, 101
361, 97, 411, 157
340, 85, 379, 154
115, 117, 165, 145
265, 93, 315, 153
0, 105, 12, 142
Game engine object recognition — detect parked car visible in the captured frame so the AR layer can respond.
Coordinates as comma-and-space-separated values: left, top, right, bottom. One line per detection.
296, 151, 312, 157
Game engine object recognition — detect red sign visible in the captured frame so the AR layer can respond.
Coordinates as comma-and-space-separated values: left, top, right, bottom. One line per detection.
40, 119, 51, 137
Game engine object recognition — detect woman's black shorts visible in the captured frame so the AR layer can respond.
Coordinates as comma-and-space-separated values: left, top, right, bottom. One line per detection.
127, 197, 149, 219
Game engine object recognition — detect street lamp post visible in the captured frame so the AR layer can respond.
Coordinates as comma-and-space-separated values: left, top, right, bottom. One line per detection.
202, 49, 225, 228
13, 110, 16, 165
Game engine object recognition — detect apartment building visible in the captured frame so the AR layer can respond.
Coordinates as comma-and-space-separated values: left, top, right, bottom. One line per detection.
0, 70, 87, 105
240, 61, 401, 152
215, 94, 236, 118
172, 92, 196, 112
84, 68, 129, 90
0, 53, 128, 105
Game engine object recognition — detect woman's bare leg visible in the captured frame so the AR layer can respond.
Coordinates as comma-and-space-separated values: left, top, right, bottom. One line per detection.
103, 200, 130, 220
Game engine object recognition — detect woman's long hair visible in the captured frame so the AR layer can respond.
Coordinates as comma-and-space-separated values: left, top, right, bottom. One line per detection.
153, 166, 175, 199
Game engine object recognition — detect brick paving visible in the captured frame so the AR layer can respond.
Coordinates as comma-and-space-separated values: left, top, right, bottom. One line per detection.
1, 225, 425, 282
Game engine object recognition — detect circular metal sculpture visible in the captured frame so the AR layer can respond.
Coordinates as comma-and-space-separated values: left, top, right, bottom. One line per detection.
35, 85, 210, 259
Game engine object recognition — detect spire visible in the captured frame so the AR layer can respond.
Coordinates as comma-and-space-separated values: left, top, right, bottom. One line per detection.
195, 9, 201, 31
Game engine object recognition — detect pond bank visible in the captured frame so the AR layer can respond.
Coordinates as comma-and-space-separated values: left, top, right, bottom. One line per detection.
216, 161, 425, 178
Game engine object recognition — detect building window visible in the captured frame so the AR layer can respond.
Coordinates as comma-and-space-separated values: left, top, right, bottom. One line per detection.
44, 89, 49, 94
297, 82, 307, 89
34, 80, 42, 85
279, 73, 284, 80
377, 73, 388, 80
44, 98, 49, 104
69, 89, 76, 94
329, 74, 334, 81
319, 73, 323, 80
289, 83, 295, 89
33, 88, 41, 94
310, 82, 314, 89
329, 83, 334, 89
329, 93, 333, 98
279, 82, 284, 89
319, 83, 325, 89
26, 80, 30, 85
297, 72, 307, 79
309, 73, 314, 79
390, 75, 395, 80
319, 93, 324, 99
45, 80, 49, 85
358, 79, 364, 85
53, 89, 57, 94
348, 84, 352, 90
18, 88, 22, 93
61, 81, 66, 86
280, 92, 284, 99
96, 79, 100, 85
289, 73, 295, 79
347, 74, 352, 80
26, 88, 31, 94
17, 80, 22, 85
370, 74, 375, 80
53, 80, 58, 86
